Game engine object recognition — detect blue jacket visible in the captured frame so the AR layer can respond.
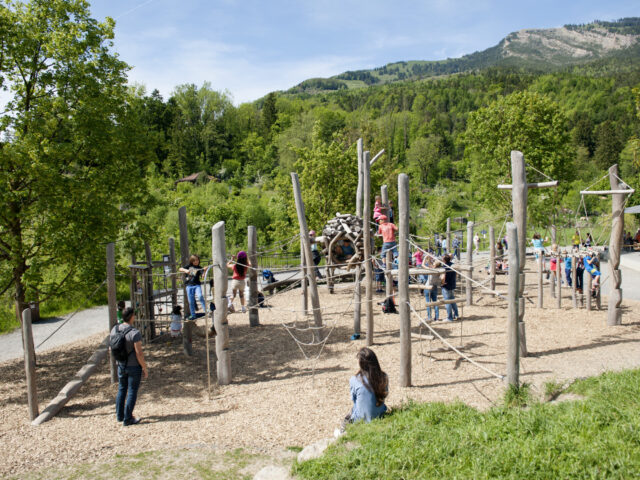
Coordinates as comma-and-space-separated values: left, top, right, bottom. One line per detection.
350, 374, 387, 422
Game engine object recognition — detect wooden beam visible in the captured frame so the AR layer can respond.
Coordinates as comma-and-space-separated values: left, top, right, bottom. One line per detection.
370, 149, 385, 166
579, 189, 634, 195
178, 206, 193, 356
498, 181, 558, 189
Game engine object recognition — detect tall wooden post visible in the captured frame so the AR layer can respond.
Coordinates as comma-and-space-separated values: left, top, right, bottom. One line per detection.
608, 164, 624, 325
356, 138, 364, 218
144, 243, 155, 339
556, 253, 562, 309
106, 243, 118, 383
169, 238, 178, 309
178, 206, 193, 356
506, 223, 520, 387
398, 173, 411, 387
22, 308, 39, 420
571, 253, 577, 308
446, 217, 451, 255
212, 221, 232, 384
291, 173, 323, 329
363, 152, 374, 346
489, 226, 496, 291
510, 151, 528, 357
537, 253, 544, 309
301, 238, 308, 315
248, 226, 260, 327
465, 221, 474, 305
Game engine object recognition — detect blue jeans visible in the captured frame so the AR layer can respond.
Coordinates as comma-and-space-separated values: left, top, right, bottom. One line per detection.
565, 268, 572, 287
381, 241, 398, 259
442, 287, 459, 321
424, 286, 439, 320
116, 364, 142, 424
186, 284, 207, 318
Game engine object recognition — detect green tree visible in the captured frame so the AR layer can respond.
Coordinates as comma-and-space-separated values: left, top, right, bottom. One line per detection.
593, 120, 623, 170
464, 90, 572, 223
0, 0, 152, 320
406, 135, 445, 186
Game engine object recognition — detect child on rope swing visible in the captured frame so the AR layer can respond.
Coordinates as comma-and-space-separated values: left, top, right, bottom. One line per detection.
227, 251, 251, 313
335, 347, 388, 437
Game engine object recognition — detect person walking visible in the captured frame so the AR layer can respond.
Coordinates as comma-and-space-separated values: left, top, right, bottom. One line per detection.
111, 307, 148, 426
441, 254, 459, 322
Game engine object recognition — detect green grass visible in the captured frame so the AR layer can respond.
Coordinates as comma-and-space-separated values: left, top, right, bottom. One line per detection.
294, 369, 640, 479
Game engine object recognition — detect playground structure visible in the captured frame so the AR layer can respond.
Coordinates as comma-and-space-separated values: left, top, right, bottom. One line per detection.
18, 136, 637, 423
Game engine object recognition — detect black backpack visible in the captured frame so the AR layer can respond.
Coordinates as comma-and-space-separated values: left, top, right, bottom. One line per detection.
110, 325, 134, 363
382, 296, 397, 314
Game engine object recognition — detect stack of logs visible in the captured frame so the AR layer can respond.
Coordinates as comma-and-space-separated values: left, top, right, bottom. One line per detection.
320, 213, 368, 269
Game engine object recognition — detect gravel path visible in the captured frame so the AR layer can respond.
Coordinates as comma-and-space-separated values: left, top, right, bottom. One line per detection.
1, 257, 640, 477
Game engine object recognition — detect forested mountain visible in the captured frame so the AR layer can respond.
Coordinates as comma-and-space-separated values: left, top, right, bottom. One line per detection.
1, 7, 640, 332
289, 18, 640, 93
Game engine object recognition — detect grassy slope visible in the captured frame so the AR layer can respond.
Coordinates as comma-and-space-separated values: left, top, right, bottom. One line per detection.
295, 369, 640, 479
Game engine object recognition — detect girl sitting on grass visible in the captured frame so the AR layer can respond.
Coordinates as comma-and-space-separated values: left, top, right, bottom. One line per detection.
338, 347, 388, 435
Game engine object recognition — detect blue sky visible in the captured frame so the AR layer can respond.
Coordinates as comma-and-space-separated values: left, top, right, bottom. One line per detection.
89, 0, 639, 104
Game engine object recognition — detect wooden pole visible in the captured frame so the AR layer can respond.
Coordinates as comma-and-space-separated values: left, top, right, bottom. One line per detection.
301, 238, 308, 315
248, 226, 260, 327
212, 221, 232, 384
446, 218, 451, 255
489, 226, 496, 291
506, 223, 520, 388
169, 238, 178, 309
22, 308, 39, 421
551, 224, 557, 301
178, 206, 193, 356
363, 152, 374, 346
353, 265, 362, 336
537, 253, 544, 309
465, 221, 473, 305
144, 243, 155, 339
290, 173, 323, 329
106, 243, 118, 383
398, 173, 411, 387
510, 151, 528, 357
556, 253, 562, 309
356, 138, 363, 218
608, 164, 624, 325
571, 253, 577, 308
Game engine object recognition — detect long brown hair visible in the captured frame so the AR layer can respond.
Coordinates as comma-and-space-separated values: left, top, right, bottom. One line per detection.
356, 347, 388, 406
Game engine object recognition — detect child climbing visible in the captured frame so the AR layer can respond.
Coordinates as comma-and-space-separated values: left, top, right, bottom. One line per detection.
179, 254, 208, 320
584, 249, 601, 295
377, 215, 398, 259
228, 251, 251, 313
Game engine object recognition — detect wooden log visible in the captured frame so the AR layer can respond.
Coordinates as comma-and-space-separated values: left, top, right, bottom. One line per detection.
537, 253, 544, 309
506, 222, 520, 387
580, 189, 635, 195
608, 164, 624, 325
291, 173, 323, 330
212, 221, 232, 384
489, 226, 496, 291
370, 149, 385, 166
510, 151, 528, 357
423, 298, 466, 308
498, 181, 558, 190
363, 152, 373, 346
398, 173, 411, 387
22, 308, 39, 421
178, 206, 193, 356
106, 243, 118, 383
301, 238, 308, 315
466, 221, 473, 306
353, 265, 362, 336
248, 226, 260, 327
31, 335, 109, 425
446, 218, 451, 255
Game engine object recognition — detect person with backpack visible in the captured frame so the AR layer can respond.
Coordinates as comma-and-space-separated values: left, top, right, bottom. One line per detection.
110, 307, 148, 426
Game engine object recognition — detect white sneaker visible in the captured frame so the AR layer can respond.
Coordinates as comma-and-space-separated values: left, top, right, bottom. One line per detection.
241, 306, 246, 313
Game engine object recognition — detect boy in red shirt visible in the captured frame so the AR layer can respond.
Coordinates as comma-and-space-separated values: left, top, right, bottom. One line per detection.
377, 215, 398, 259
